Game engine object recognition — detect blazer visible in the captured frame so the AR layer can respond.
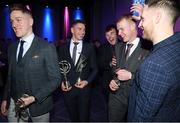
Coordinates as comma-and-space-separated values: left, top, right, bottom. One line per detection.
128, 32, 180, 121
97, 41, 121, 89
57, 40, 97, 86
3, 36, 61, 116
115, 38, 151, 85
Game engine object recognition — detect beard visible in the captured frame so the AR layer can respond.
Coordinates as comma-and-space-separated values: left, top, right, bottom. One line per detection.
142, 29, 152, 41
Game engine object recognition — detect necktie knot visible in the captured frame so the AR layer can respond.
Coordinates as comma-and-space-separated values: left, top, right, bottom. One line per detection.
73, 42, 79, 45
127, 43, 133, 49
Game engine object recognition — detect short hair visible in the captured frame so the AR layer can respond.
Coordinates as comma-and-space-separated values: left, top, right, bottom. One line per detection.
145, 0, 180, 24
71, 20, 86, 27
10, 4, 32, 17
117, 14, 136, 24
105, 24, 118, 34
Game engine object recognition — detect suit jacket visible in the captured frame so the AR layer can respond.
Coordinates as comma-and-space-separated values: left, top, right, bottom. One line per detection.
57, 40, 97, 87
115, 38, 151, 86
128, 32, 180, 121
3, 36, 61, 116
97, 41, 120, 90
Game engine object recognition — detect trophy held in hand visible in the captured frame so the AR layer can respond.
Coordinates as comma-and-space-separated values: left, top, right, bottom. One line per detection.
76, 54, 87, 84
15, 94, 30, 122
111, 52, 121, 87
59, 60, 71, 89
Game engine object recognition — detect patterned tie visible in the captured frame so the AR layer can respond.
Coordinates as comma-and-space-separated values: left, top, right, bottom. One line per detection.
18, 40, 25, 62
72, 42, 79, 64
125, 43, 133, 61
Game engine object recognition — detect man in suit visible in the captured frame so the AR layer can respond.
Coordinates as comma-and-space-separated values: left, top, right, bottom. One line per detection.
97, 24, 120, 121
128, 0, 180, 121
108, 14, 152, 122
98, 24, 120, 102
57, 20, 97, 121
0, 4, 61, 122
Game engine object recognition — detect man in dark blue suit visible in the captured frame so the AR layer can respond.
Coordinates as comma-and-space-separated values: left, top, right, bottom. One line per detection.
57, 20, 97, 121
1, 4, 61, 122
129, 0, 180, 121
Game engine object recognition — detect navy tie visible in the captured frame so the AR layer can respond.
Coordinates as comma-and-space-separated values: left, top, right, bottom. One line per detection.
18, 40, 25, 62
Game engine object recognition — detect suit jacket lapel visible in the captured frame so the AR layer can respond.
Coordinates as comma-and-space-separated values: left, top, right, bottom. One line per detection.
75, 41, 86, 68
116, 43, 126, 69
12, 41, 19, 64
20, 36, 39, 65
66, 41, 75, 66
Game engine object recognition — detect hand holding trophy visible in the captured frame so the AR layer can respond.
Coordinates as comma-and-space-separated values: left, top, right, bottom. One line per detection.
59, 60, 72, 90
15, 94, 30, 122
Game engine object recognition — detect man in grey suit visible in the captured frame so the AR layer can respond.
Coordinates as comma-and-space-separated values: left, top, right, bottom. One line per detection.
108, 14, 152, 122
0, 4, 61, 122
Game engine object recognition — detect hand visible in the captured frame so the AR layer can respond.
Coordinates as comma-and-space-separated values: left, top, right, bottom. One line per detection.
116, 69, 132, 81
75, 80, 88, 88
110, 57, 117, 67
130, 3, 144, 20
1, 100, 8, 116
109, 80, 119, 91
19, 96, 35, 106
61, 82, 72, 92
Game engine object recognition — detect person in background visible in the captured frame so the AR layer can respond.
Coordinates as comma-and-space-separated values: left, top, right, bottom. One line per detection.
98, 24, 120, 102
1, 4, 61, 122
128, 0, 180, 121
108, 14, 151, 122
57, 20, 97, 121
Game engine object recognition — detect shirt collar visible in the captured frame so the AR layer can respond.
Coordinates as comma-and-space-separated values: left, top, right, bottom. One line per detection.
71, 38, 82, 45
20, 33, 35, 43
127, 37, 140, 46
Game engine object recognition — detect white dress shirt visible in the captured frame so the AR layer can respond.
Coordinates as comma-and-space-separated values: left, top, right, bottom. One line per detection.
126, 37, 140, 57
70, 39, 83, 65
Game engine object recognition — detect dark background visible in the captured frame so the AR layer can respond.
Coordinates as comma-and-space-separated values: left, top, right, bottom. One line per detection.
0, 0, 180, 43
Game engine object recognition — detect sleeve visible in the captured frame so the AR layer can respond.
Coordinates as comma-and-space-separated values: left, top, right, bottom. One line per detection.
86, 44, 98, 83
34, 44, 61, 103
133, 60, 170, 121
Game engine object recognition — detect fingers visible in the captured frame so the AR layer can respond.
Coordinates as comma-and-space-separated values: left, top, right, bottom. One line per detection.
111, 57, 117, 66
61, 82, 72, 91
109, 80, 119, 91
130, 3, 144, 20
1, 101, 7, 116
75, 80, 88, 88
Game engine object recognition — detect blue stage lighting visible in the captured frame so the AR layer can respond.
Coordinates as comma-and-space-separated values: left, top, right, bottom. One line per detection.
73, 7, 84, 21
42, 7, 54, 42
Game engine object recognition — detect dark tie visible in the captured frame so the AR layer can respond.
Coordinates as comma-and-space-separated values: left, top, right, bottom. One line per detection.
72, 42, 79, 64
125, 43, 133, 61
18, 40, 25, 62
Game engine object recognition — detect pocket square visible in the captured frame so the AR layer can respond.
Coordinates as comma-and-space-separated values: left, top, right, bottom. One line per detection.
138, 54, 144, 60
32, 55, 39, 59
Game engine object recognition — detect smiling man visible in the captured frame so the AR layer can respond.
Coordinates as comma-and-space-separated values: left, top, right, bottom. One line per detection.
108, 14, 151, 122
1, 4, 61, 122
57, 20, 97, 121
128, 0, 180, 121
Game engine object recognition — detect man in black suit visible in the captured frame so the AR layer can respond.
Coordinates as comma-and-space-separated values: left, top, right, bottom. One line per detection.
98, 24, 120, 102
1, 4, 61, 122
57, 20, 97, 121
108, 14, 152, 121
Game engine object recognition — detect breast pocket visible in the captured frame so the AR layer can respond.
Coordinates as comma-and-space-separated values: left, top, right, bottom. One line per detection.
28, 55, 44, 71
